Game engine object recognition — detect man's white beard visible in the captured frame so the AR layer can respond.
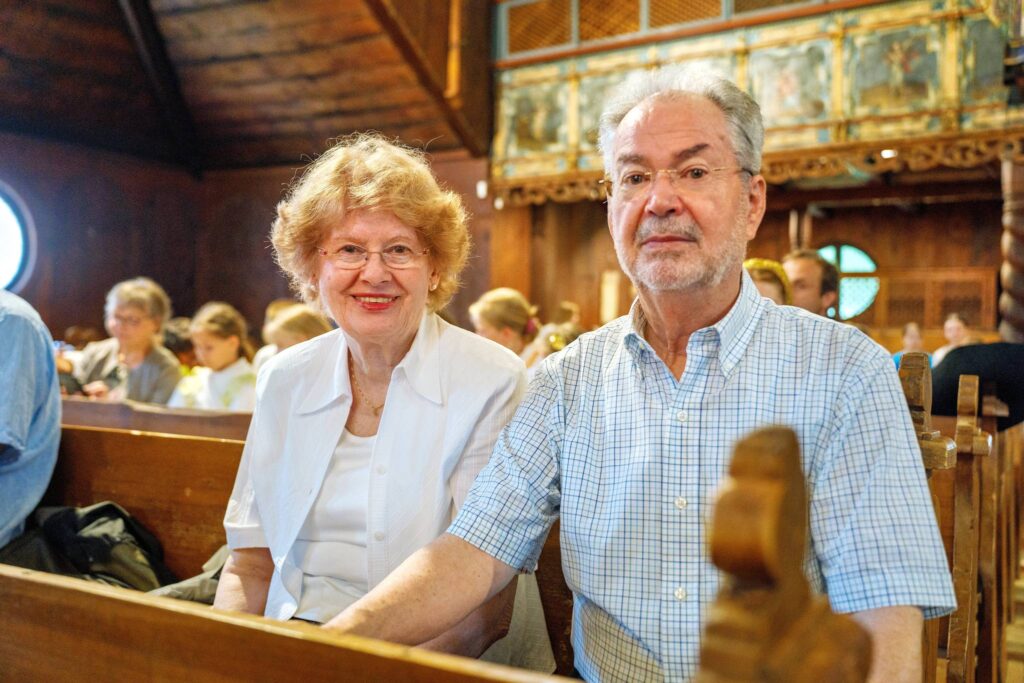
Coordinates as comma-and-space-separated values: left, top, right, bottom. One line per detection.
618, 215, 747, 292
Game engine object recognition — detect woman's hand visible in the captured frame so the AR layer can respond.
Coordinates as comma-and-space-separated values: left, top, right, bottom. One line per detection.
82, 381, 110, 399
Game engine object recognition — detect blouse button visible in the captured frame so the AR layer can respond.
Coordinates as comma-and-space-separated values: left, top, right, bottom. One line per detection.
374, 531, 385, 542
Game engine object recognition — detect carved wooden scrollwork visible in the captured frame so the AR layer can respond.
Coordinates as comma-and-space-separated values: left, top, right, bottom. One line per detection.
493, 129, 1024, 207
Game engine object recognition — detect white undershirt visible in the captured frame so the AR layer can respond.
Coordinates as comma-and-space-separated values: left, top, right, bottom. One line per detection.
293, 429, 374, 622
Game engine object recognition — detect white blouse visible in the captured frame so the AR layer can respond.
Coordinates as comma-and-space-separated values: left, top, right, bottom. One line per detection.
168, 357, 256, 412
293, 429, 374, 622
223, 312, 526, 620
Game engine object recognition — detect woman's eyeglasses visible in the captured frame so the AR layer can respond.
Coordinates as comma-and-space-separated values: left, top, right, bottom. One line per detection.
316, 244, 429, 269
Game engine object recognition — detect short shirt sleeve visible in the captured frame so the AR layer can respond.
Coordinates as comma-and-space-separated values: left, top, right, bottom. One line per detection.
0, 313, 50, 464
447, 363, 563, 571
811, 345, 955, 618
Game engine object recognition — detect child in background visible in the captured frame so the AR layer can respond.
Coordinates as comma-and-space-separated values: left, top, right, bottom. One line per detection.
168, 302, 256, 412
254, 304, 332, 374
163, 316, 198, 375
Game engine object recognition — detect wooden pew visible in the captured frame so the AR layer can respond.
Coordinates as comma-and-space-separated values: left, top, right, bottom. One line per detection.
898, 352, 957, 683
931, 376, 991, 683
43, 424, 244, 578
977, 398, 1022, 683
0, 564, 565, 682
697, 427, 871, 682
4, 425, 570, 681
62, 396, 252, 442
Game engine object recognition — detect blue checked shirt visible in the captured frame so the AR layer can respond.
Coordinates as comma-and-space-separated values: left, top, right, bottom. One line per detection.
448, 271, 955, 682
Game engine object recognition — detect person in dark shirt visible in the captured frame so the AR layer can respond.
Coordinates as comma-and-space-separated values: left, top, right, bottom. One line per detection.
931, 342, 1024, 430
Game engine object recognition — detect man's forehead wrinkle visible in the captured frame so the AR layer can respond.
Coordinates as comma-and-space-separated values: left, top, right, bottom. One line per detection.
614, 143, 713, 171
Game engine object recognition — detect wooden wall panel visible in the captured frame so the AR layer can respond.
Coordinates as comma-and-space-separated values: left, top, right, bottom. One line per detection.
527, 200, 618, 330
196, 166, 294, 333
0, 132, 199, 337
749, 201, 1002, 269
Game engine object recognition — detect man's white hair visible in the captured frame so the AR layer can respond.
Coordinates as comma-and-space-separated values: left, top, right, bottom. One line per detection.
597, 65, 764, 176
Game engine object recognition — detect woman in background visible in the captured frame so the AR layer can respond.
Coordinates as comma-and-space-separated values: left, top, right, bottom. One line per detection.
168, 302, 256, 412
933, 313, 971, 366
73, 277, 180, 404
468, 287, 540, 363
893, 321, 930, 368
743, 258, 792, 306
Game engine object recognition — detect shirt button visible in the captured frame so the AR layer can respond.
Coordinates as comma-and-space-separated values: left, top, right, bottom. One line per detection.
376, 465, 387, 475
374, 531, 385, 542
676, 410, 688, 423
674, 587, 687, 601
674, 497, 688, 510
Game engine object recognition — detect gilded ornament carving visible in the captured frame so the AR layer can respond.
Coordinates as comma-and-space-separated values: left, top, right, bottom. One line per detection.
494, 129, 1024, 206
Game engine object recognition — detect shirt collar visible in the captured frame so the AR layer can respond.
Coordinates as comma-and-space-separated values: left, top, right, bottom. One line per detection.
622, 270, 766, 379
297, 310, 441, 415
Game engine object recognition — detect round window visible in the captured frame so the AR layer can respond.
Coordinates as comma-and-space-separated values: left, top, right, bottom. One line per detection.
818, 244, 879, 321
0, 190, 29, 290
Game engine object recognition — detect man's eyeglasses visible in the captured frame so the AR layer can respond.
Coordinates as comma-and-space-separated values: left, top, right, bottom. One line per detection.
316, 244, 429, 269
600, 165, 753, 199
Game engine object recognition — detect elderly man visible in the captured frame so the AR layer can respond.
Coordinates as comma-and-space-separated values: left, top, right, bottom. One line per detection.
782, 248, 839, 316
325, 68, 954, 682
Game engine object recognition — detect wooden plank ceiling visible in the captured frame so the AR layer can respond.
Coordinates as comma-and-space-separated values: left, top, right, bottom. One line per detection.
0, 0, 492, 170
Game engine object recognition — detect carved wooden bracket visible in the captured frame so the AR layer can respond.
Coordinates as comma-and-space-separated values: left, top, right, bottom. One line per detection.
493, 129, 1024, 207
898, 352, 957, 470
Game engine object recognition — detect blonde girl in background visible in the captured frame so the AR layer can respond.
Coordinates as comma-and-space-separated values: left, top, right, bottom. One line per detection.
743, 257, 793, 306
169, 302, 257, 412
254, 304, 333, 374
469, 287, 540, 364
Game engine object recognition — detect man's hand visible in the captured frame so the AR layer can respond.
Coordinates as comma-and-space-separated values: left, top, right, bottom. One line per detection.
852, 605, 923, 683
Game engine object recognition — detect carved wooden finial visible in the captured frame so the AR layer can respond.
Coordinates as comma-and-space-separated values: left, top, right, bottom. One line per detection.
955, 375, 992, 457
697, 427, 872, 683
899, 352, 956, 471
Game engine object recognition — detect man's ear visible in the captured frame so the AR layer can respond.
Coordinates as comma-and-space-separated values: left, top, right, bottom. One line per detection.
744, 174, 767, 241
822, 290, 838, 314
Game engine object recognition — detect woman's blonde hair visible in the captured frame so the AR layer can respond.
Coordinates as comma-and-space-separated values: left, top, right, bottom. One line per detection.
271, 133, 470, 313
469, 287, 540, 343
743, 258, 793, 305
263, 304, 332, 347
190, 301, 255, 362
104, 277, 173, 329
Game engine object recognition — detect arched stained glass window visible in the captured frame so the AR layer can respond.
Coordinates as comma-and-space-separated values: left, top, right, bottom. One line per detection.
818, 244, 879, 320
0, 190, 28, 290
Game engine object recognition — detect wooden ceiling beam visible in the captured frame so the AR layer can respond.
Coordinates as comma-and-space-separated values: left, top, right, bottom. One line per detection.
364, 0, 488, 157
118, 0, 203, 175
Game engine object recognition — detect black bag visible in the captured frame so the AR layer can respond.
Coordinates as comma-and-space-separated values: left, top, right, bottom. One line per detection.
0, 501, 178, 590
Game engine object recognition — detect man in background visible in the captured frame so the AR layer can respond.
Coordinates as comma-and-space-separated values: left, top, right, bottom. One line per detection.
0, 289, 60, 548
783, 248, 838, 316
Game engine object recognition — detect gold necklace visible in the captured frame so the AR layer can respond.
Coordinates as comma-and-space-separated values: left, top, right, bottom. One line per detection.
349, 364, 385, 417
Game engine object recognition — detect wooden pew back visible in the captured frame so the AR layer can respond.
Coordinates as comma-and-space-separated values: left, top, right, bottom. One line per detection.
0, 564, 563, 683
44, 425, 244, 579
697, 427, 871, 682
61, 396, 252, 441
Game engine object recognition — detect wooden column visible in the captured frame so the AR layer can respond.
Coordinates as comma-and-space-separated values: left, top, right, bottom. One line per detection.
999, 160, 1024, 341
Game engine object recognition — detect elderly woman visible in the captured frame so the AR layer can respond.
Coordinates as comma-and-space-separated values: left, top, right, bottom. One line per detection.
73, 277, 180, 404
213, 134, 553, 671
